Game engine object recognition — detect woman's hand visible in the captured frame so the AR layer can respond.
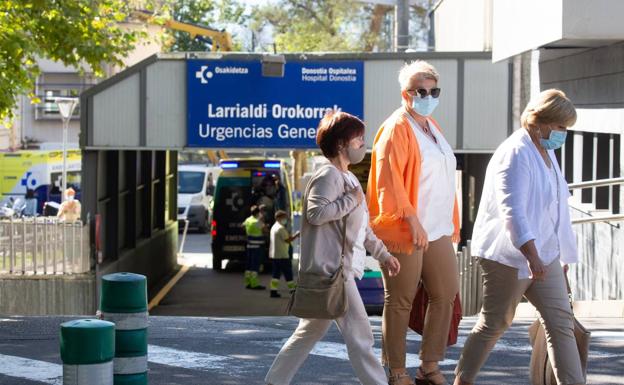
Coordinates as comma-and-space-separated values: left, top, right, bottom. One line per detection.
519, 240, 546, 281
347, 186, 364, 205
452, 232, 461, 244
527, 254, 547, 281
407, 215, 429, 250
383, 256, 401, 277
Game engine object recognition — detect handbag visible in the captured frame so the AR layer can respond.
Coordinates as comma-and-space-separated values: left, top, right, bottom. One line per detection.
528, 272, 590, 385
408, 283, 462, 346
287, 175, 349, 320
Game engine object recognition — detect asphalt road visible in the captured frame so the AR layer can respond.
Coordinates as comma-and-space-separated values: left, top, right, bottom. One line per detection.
150, 232, 297, 317
0, 315, 622, 385
1, 233, 622, 385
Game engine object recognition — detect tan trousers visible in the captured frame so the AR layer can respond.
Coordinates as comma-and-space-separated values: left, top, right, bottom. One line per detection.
455, 258, 585, 385
381, 236, 459, 367
265, 279, 387, 385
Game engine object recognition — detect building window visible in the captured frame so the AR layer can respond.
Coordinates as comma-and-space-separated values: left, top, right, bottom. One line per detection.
34, 73, 96, 120
36, 88, 81, 119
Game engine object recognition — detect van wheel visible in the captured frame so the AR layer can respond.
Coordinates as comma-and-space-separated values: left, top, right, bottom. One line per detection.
212, 254, 223, 271
198, 214, 209, 234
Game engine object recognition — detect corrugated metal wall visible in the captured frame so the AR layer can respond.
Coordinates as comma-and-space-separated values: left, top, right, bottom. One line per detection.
93, 73, 141, 147
463, 59, 510, 150
84, 53, 511, 152
146, 61, 187, 148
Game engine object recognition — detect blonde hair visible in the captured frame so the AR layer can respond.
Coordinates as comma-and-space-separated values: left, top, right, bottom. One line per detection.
521, 89, 577, 129
398, 60, 439, 91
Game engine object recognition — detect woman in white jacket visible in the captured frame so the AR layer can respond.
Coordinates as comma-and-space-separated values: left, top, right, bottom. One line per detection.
453, 89, 585, 385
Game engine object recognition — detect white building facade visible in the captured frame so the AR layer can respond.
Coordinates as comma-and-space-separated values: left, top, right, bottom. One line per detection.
435, 0, 624, 304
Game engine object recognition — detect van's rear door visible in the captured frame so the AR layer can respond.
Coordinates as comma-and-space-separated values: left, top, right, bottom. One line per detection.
213, 176, 250, 256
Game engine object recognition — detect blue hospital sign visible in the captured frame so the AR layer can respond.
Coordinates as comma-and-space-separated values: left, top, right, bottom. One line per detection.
186, 60, 364, 148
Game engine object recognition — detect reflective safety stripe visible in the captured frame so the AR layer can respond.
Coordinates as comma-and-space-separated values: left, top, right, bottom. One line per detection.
63, 361, 113, 385
101, 312, 148, 331
113, 355, 148, 375
247, 236, 264, 249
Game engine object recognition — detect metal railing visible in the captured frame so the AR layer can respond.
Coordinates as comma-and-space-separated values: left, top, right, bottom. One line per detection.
456, 240, 483, 316
0, 217, 88, 275
569, 177, 624, 225
457, 177, 624, 315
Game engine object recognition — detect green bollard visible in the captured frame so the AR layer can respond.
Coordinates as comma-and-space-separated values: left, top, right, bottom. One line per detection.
60, 319, 115, 385
100, 272, 148, 385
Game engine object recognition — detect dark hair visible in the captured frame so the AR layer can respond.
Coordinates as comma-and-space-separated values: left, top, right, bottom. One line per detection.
274, 210, 287, 220
26, 189, 35, 199
250, 205, 260, 216
316, 111, 365, 158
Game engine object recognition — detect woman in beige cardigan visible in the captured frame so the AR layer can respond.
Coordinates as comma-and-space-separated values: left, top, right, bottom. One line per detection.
265, 111, 400, 385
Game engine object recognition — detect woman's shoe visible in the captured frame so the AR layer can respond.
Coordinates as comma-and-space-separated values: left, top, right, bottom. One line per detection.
388, 372, 415, 385
415, 367, 448, 385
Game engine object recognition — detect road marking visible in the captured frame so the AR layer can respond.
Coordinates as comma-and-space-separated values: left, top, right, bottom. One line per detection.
267, 339, 457, 368
0, 353, 62, 385
147, 344, 259, 376
408, 331, 624, 358
591, 330, 624, 339
2, 335, 623, 384
148, 264, 191, 311
148, 344, 230, 370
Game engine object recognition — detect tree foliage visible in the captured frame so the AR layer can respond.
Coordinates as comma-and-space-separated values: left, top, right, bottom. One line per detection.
161, 0, 247, 52
251, 0, 435, 53
0, 0, 143, 120
251, 0, 371, 52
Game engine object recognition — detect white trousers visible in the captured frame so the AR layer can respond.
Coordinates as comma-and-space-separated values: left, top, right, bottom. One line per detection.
265, 279, 388, 385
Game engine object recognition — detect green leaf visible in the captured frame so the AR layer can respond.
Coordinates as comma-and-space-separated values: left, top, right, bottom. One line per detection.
0, 0, 145, 120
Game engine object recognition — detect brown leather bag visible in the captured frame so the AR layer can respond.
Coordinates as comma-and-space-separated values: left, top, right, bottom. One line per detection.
408, 283, 463, 346
528, 273, 590, 385
287, 214, 349, 320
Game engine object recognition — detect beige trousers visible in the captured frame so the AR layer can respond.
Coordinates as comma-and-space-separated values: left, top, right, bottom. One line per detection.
455, 258, 585, 385
381, 236, 459, 367
265, 278, 388, 385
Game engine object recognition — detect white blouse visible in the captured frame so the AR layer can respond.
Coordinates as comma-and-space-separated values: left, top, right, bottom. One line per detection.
344, 172, 367, 279
471, 129, 578, 279
407, 115, 457, 242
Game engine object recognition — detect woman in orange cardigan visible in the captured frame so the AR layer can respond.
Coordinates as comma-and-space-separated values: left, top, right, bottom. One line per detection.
368, 60, 460, 385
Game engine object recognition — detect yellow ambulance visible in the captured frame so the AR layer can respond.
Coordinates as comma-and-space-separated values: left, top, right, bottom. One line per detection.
0, 150, 81, 214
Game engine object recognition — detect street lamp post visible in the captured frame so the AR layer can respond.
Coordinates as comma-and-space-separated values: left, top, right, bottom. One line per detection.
53, 97, 79, 202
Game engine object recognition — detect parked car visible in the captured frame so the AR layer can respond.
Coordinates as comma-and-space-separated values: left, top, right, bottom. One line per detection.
177, 165, 218, 233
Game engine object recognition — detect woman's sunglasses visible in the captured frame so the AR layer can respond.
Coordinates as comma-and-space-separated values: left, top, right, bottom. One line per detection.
408, 88, 441, 99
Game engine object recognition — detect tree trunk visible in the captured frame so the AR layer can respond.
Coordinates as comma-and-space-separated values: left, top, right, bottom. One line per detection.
365, 5, 392, 52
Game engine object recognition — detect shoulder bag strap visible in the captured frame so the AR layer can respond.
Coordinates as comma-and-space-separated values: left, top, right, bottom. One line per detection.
339, 211, 348, 268
564, 269, 574, 312
340, 174, 356, 268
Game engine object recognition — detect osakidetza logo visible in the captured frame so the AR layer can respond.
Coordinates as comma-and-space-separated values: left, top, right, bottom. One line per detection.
195, 64, 249, 84
195, 65, 214, 84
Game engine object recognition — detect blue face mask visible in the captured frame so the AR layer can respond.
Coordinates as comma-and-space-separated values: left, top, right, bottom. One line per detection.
411, 95, 439, 116
540, 129, 567, 150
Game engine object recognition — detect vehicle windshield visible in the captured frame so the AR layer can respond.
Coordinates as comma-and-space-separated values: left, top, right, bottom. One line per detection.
178, 171, 205, 194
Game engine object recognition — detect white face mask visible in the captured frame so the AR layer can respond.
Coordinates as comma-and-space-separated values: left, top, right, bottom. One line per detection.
412, 94, 439, 116
347, 145, 366, 165
278, 219, 287, 226
67, 196, 75, 201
